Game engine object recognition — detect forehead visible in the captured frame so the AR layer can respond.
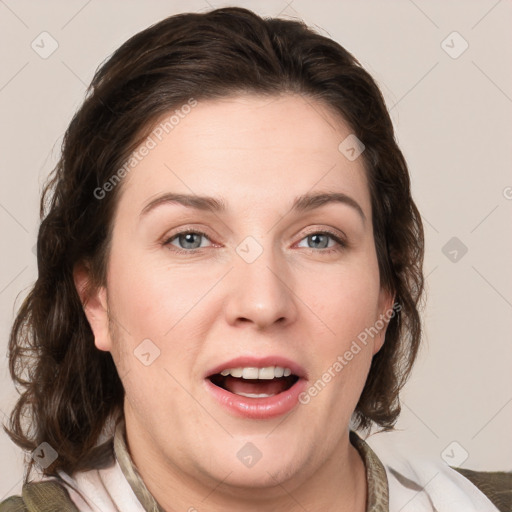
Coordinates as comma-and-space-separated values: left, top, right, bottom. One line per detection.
116, 93, 370, 218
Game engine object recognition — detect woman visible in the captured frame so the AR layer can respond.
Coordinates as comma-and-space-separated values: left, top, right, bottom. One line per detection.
1, 7, 509, 512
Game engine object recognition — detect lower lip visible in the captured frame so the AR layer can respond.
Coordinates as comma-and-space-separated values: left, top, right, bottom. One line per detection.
205, 377, 307, 419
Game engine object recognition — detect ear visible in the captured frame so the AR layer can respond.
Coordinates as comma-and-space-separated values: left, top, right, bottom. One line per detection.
73, 261, 112, 352
372, 287, 396, 356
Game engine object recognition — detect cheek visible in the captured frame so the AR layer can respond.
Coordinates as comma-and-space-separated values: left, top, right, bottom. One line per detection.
105, 251, 218, 399
299, 267, 380, 419
108, 249, 215, 339
304, 254, 381, 338
297, 249, 382, 402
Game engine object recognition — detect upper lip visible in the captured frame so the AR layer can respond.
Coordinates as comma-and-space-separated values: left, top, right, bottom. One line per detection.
205, 355, 307, 379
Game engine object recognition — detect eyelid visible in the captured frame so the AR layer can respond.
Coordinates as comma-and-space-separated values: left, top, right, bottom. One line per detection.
298, 226, 347, 241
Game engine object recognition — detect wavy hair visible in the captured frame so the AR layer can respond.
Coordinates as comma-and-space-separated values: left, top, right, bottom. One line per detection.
5, 6, 425, 479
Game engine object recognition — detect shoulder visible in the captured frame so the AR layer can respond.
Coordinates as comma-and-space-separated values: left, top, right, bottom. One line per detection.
451, 467, 512, 512
0, 481, 78, 512
0, 436, 119, 512
364, 432, 510, 512
384, 457, 510, 512
0, 496, 25, 512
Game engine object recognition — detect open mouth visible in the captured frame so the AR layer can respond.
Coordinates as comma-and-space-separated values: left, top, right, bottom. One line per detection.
208, 367, 300, 398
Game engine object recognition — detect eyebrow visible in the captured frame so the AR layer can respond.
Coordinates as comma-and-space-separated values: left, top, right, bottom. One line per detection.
140, 191, 366, 223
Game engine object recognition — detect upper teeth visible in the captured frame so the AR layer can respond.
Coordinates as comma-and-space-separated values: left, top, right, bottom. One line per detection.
220, 366, 292, 379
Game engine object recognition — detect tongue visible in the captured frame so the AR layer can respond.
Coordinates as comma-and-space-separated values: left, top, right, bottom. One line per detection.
224, 376, 290, 396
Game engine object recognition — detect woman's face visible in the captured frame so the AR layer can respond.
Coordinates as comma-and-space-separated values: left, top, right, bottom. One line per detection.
80, 94, 393, 493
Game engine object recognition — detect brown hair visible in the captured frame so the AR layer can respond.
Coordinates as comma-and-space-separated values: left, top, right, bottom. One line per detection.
5, 6, 424, 479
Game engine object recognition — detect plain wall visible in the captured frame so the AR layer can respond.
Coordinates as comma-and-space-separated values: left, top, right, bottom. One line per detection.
1, 0, 511, 499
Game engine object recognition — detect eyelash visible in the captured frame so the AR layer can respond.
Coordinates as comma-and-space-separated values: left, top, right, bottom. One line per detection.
162, 229, 347, 255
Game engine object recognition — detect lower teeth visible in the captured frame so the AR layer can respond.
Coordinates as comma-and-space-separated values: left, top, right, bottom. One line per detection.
234, 392, 276, 398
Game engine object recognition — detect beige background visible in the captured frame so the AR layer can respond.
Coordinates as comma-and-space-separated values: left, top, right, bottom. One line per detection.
1, 0, 511, 499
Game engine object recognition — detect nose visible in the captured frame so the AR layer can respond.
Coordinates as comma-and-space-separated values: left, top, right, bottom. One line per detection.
223, 242, 298, 330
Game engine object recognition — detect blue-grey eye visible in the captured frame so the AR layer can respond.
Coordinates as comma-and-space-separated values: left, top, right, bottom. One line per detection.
309, 234, 329, 249
297, 233, 339, 250
167, 231, 211, 250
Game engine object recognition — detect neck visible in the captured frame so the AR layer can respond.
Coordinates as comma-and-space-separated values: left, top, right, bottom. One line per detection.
123, 413, 367, 512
